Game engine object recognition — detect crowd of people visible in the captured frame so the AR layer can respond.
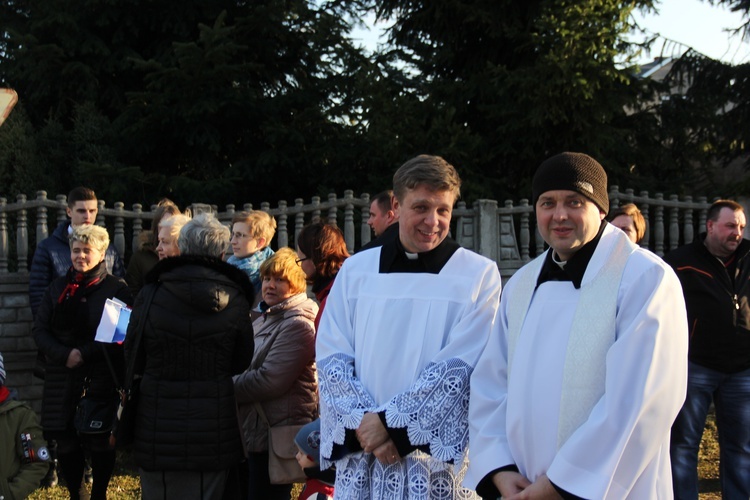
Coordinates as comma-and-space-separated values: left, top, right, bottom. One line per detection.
3, 151, 749, 500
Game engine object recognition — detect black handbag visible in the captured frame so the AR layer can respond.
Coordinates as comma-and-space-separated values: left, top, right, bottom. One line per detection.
109, 283, 158, 449
74, 375, 119, 435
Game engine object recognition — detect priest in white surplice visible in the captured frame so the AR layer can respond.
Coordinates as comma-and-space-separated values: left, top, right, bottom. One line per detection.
317, 155, 502, 499
466, 153, 689, 499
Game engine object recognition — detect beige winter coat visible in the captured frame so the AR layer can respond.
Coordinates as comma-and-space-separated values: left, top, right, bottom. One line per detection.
234, 292, 319, 453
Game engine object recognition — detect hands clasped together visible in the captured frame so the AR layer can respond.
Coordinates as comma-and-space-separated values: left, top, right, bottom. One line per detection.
356, 412, 402, 465
494, 471, 562, 500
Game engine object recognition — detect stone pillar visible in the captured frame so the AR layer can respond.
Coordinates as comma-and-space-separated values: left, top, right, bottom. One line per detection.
476, 199, 499, 262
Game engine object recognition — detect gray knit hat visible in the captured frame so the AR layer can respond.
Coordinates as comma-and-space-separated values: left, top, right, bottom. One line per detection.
532, 152, 609, 215
294, 419, 321, 461
0, 351, 6, 386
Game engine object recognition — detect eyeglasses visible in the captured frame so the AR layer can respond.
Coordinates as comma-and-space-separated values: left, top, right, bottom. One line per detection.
231, 232, 250, 240
295, 257, 309, 266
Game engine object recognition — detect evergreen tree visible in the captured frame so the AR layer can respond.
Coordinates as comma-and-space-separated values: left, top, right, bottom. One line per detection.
355, 0, 687, 200
658, 0, 750, 196
0, 0, 369, 206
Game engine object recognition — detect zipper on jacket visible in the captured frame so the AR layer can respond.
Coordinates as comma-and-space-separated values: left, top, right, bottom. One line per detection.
734, 294, 739, 326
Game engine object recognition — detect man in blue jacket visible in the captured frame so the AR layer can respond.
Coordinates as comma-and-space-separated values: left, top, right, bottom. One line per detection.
664, 199, 750, 500
29, 186, 125, 315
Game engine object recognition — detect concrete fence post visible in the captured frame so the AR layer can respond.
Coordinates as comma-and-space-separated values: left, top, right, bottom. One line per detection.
476, 199, 499, 262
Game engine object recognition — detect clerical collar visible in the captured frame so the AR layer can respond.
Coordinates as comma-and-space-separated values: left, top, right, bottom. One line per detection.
536, 220, 607, 289
551, 251, 567, 269
379, 234, 460, 273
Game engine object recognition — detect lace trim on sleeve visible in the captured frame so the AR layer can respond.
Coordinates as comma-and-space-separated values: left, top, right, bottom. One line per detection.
382, 359, 472, 463
318, 353, 377, 464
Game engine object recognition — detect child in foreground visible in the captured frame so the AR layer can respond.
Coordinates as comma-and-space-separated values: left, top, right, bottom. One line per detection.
294, 419, 334, 500
0, 351, 50, 499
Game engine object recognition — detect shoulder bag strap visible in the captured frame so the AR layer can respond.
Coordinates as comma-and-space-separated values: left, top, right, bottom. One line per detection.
123, 283, 159, 390
250, 319, 285, 371
100, 343, 121, 388
251, 314, 286, 425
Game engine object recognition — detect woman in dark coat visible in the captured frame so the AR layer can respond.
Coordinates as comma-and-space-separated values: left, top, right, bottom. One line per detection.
124, 198, 179, 296
125, 212, 254, 500
33, 225, 132, 500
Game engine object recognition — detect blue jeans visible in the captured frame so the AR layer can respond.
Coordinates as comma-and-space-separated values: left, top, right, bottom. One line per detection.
670, 361, 750, 499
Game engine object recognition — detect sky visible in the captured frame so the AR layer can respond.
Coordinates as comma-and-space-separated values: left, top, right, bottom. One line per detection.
351, 0, 750, 65
632, 0, 749, 64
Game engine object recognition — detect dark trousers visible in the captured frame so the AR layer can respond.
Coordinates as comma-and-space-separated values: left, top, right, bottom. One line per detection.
139, 468, 229, 500
246, 452, 293, 500
58, 448, 115, 500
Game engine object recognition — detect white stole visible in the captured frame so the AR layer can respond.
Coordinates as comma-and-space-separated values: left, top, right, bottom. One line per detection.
507, 231, 636, 448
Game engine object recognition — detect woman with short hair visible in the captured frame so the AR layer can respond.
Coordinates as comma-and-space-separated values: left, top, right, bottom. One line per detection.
126, 213, 254, 500
125, 198, 180, 295
155, 213, 191, 260
228, 210, 277, 294
608, 203, 647, 244
234, 247, 319, 499
33, 224, 132, 500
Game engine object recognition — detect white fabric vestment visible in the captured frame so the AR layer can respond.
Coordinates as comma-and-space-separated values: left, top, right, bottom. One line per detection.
466, 225, 689, 499
317, 245, 502, 499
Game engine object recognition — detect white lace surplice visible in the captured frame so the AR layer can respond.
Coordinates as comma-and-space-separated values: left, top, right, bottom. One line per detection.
317, 247, 502, 499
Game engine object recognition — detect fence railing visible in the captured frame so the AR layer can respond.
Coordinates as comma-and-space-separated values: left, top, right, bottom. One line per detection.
0, 186, 720, 277
452, 185, 715, 276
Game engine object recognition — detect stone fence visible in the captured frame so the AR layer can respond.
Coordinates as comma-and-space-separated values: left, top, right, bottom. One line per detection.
0, 186, 725, 409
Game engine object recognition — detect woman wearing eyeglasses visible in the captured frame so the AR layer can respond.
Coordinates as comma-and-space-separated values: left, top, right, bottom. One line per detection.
296, 223, 349, 330
228, 211, 277, 318
228, 211, 276, 292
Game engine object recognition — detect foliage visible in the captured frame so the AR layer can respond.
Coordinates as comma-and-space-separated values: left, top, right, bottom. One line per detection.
0, 0, 370, 207
0, 105, 52, 198
351, 0, 679, 201
1, 0, 748, 207
661, 0, 750, 196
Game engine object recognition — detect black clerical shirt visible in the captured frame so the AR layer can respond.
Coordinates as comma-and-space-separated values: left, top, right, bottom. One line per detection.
535, 221, 608, 289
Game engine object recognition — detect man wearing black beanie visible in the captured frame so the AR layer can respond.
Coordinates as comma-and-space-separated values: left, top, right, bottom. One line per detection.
467, 152, 689, 499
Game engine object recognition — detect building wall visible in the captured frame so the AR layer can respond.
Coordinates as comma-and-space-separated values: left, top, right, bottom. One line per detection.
0, 273, 44, 412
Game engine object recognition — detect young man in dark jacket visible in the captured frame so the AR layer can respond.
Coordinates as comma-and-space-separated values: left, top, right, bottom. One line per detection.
664, 199, 750, 499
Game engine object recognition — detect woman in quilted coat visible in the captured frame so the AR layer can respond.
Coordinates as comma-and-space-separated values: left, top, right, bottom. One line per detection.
234, 248, 319, 500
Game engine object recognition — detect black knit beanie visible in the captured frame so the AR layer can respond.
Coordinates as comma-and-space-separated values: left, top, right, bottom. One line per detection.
532, 152, 609, 215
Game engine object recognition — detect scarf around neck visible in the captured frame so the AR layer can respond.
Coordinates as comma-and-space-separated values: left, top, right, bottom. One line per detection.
227, 246, 274, 293
57, 260, 108, 304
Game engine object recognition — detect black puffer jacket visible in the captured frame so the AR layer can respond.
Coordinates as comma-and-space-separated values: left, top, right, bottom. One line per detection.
33, 265, 132, 431
126, 255, 254, 472
664, 235, 750, 373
